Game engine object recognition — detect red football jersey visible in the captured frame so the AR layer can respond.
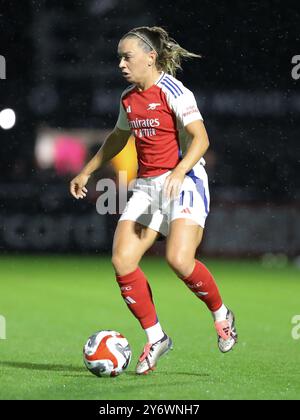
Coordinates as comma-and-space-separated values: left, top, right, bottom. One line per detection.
116, 72, 203, 178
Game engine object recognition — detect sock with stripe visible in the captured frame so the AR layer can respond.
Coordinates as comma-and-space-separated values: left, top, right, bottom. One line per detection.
179, 260, 223, 313
116, 267, 159, 330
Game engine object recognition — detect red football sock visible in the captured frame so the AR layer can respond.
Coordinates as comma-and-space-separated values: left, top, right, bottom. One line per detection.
179, 260, 223, 312
116, 267, 158, 329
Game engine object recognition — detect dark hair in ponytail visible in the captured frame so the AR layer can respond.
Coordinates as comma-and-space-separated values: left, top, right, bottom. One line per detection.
121, 26, 201, 76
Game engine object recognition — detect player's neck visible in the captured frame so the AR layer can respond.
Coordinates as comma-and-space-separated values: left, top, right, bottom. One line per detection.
136, 70, 163, 92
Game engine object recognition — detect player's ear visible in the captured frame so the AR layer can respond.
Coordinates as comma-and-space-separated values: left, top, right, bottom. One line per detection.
148, 51, 156, 66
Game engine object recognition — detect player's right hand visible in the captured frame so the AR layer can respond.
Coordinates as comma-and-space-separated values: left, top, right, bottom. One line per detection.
70, 173, 90, 199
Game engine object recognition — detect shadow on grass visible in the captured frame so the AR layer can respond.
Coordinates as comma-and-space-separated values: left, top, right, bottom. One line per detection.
124, 371, 210, 378
61, 371, 209, 379
1, 362, 210, 379
0, 361, 84, 373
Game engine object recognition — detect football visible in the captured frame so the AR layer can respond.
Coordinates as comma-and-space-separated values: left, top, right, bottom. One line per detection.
83, 330, 132, 377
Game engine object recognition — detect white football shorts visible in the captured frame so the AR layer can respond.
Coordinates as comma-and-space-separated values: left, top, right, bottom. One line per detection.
119, 164, 210, 237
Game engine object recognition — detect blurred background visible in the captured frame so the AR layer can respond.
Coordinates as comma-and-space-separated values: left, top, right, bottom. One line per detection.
0, 0, 299, 259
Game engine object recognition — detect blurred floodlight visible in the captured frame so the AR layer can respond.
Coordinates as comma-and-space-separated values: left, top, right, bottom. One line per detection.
0, 108, 16, 130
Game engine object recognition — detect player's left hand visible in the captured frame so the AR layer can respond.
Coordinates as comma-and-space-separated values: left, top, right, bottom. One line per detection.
163, 168, 185, 200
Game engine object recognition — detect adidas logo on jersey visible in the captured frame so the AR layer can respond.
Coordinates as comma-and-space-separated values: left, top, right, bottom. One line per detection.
147, 103, 161, 110
126, 106, 132, 113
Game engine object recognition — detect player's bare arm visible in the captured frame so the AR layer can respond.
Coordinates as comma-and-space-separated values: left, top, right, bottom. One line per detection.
163, 120, 210, 199
70, 126, 131, 199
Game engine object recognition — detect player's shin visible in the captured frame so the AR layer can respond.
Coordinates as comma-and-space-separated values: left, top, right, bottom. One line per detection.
116, 267, 163, 340
179, 260, 223, 313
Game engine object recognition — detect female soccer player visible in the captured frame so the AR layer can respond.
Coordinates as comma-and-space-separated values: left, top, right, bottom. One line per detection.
70, 26, 238, 375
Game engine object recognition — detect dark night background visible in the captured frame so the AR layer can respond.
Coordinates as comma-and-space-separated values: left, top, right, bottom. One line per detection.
0, 0, 299, 255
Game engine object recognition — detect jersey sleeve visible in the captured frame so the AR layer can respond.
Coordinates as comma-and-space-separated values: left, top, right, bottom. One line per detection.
170, 88, 203, 127
116, 100, 130, 130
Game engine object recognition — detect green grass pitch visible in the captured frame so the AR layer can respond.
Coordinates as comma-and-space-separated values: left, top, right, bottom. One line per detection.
0, 255, 299, 400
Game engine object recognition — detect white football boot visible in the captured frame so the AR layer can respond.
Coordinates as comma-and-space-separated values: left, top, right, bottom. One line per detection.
215, 309, 238, 353
136, 333, 173, 375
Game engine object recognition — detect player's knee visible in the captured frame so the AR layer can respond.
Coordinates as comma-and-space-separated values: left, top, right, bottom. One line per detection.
111, 251, 139, 276
166, 251, 192, 277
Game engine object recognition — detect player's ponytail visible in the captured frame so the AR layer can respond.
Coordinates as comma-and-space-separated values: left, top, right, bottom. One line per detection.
122, 26, 201, 76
